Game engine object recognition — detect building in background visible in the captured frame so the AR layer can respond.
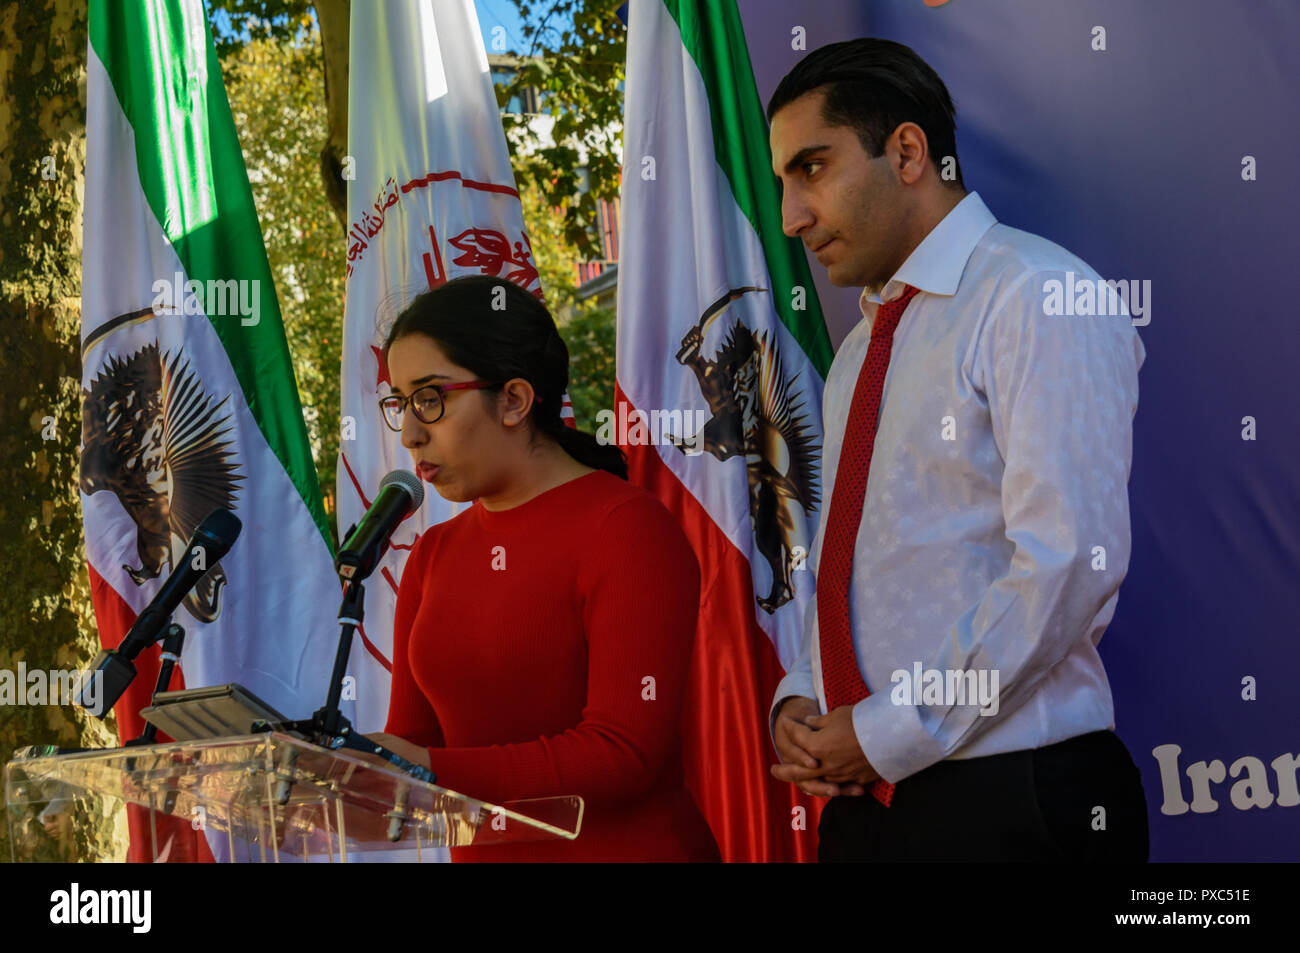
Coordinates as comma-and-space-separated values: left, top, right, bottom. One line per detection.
488, 53, 620, 309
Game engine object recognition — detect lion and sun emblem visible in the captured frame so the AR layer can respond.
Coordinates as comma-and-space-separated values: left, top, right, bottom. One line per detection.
80, 316, 243, 624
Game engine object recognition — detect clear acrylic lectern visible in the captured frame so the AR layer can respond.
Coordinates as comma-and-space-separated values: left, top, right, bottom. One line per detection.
4, 733, 583, 862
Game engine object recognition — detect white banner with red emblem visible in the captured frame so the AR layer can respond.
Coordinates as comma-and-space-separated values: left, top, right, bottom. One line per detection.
338, 0, 547, 734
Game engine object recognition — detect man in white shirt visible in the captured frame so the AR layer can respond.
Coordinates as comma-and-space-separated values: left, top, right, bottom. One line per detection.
766, 38, 1149, 861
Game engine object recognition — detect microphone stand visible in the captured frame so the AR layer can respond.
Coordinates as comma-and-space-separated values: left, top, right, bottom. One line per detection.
278, 577, 436, 789
274, 516, 435, 841
128, 623, 186, 747
123, 622, 185, 788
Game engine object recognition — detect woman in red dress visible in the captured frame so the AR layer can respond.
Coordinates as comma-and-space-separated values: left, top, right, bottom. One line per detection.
364, 275, 719, 862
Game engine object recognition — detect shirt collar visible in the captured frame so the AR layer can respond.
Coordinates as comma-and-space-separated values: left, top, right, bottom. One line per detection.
859, 191, 998, 315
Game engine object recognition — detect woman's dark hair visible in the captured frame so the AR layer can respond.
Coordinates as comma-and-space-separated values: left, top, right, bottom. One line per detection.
382, 275, 627, 480
766, 38, 964, 191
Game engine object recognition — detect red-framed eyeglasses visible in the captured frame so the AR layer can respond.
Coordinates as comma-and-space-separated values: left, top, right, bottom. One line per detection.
378, 380, 497, 431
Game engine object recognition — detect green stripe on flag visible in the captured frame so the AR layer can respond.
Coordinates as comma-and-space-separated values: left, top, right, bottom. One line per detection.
88, 0, 332, 552
664, 0, 834, 377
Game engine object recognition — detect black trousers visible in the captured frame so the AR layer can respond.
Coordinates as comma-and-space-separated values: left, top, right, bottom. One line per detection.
818, 729, 1149, 862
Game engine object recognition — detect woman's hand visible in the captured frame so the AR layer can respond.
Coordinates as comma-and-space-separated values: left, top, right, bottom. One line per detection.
352, 732, 433, 771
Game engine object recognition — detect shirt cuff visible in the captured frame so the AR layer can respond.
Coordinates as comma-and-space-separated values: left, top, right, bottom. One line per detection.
769, 671, 819, 762
851, 689, 949, 783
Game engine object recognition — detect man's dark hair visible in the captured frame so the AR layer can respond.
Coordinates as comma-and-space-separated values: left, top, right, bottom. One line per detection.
766, 38, 965, 191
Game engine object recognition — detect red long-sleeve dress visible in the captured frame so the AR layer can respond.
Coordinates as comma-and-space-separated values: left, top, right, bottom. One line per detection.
384, 469, 720, 862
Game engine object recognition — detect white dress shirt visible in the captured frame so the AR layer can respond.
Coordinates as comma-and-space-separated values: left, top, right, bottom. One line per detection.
770, 191, 1146, 783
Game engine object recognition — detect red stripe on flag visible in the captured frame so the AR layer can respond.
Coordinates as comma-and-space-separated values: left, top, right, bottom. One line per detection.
615, 383, 823, 862
340, 451, 372, 508
86, 563, 215, 863
356, 622, 393, 674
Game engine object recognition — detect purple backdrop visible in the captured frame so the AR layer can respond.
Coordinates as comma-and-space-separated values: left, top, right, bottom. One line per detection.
738, 0, 1300, 861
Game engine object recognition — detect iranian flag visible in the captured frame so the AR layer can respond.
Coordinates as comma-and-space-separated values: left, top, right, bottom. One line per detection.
617, 0, 835, 861
338, 0, 562, 735
81, 0, 347, 861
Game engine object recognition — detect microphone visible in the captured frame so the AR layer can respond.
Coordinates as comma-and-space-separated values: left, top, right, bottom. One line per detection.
120, 508, 242, 657
335, 470, 424, 581
79, 508, 242, 717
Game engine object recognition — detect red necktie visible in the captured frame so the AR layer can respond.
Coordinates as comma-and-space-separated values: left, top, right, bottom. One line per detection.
818, 283, 920, 807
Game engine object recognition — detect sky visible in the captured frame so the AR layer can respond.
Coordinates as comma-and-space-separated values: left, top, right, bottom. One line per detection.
473, 0, 527, 54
